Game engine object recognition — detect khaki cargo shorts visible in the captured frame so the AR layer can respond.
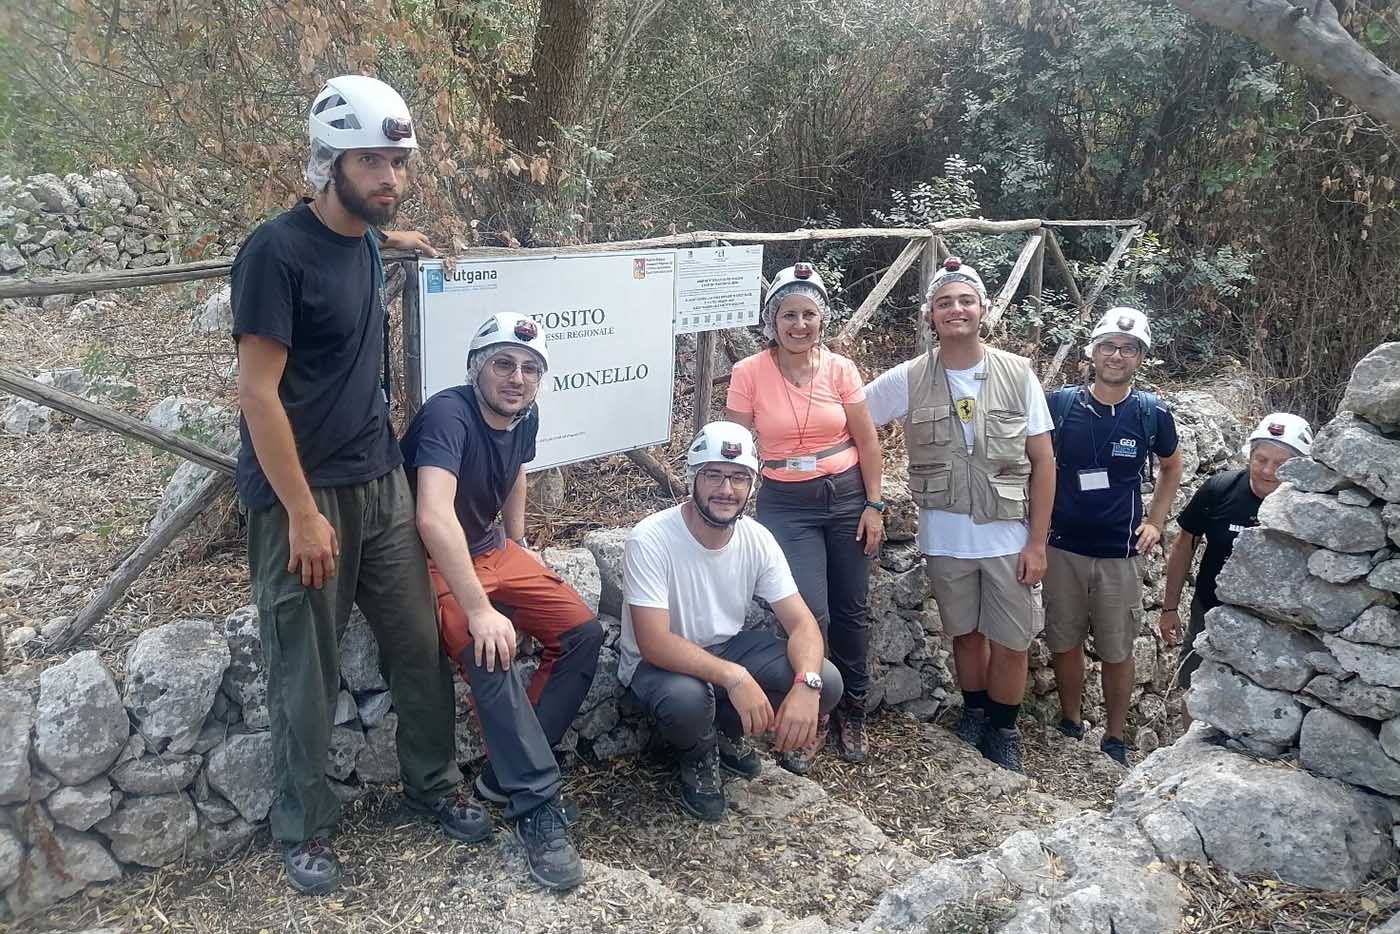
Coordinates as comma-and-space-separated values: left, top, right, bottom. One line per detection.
924, 553, 1044, 652
1042, 546, 1144, 664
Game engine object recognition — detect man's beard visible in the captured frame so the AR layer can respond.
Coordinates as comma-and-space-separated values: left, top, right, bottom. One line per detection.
332, 160, 400, 226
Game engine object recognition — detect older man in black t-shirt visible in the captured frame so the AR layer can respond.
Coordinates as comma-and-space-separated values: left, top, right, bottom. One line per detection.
1162, 413, 1313, 709
233, 76, 486, 896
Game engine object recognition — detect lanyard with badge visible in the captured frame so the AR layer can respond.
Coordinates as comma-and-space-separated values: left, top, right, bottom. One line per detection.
1077, 389, 1125, 492
780, 349, 820, 472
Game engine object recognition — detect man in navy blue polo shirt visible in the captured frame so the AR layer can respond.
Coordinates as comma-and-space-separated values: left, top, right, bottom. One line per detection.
1043, 307, 1183, 767
401, 312, 603, 891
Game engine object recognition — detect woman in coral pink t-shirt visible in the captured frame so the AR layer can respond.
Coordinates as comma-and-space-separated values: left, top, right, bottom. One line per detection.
725, 262, 884, 774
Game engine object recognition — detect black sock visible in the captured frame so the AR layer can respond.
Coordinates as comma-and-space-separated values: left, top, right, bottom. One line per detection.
986, 700, 1020, 731
962, 689, 989, 711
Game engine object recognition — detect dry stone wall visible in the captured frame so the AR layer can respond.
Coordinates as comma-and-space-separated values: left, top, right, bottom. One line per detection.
1189, 343, 1400, 802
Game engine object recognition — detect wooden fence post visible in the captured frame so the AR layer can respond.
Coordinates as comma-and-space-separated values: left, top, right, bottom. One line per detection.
1028, 233, 1046, 358
917, 235, 947, 354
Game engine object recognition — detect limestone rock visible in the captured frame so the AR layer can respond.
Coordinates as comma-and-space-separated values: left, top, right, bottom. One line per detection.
334, 690, 358, 725
891, 564, 931, 609
327, 725, 366, 781
124, 619, 231, 754
1380, 717, 1400, 761
95, 792, 198, 867
1258, 484, 1387, 553
1309, 549, 1375, 584
1216, 528, 1385, 632
1305, 674, 1400, 720
0, 825, 20, 890
1370, 560, 1400, 593
356, 713, 400, 784
190, 814, 257, 862
543, 546, 602, 614
151, 462, 219, 528
4, 399, 52, 436
1300, 706, 1400, 795
582, 527, 628, 617
1118, 727, 1393, 889
194, 794, 240, 825
1186, 661, 1304, 747
205, 732, 275, 823
0, 242, 25, 273
1196, 605, 1321, 691
1338, 606, 1400, 647
876, 665, 922, 707
27, 174, 79, 213
221, 604, 268, 729
357, 690, 393, 728
35, 651, 129, 785
4, 825, 120, 916
869, 611, 918, 665
35, 366, 88, 395
145, 396, 237, 451
46, 777, 116, 831
0, 682, 34, 804
109, 753, 202, 795
579, 644, 622, 713
882, 475, 918, 544
1312, 412, 1400, 502
1321, 634, 1400, 688
1341, 342, 1400, 428
339, 608, 387, 693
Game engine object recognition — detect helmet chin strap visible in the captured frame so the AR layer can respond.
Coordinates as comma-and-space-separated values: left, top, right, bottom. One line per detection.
692, 487, 750, 529
479, 388, 534, 431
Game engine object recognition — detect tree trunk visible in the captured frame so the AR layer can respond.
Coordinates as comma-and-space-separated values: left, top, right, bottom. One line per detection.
1169, 0, 1400, 132
492, 0, 600, 150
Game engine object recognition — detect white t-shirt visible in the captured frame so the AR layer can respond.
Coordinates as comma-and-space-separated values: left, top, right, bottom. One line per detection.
864, 356, 1053, 559
618, 505, 799, 686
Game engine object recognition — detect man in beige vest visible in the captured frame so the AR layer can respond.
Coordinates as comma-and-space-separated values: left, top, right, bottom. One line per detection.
864, 258, 1056, 771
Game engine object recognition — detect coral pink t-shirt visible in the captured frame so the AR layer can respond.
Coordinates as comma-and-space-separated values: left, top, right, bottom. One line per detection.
726, 349, 866, 481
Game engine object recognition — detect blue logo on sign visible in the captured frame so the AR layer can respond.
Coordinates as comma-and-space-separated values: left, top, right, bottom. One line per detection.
1110, 438, 1138, 458
426, 268, 444, 294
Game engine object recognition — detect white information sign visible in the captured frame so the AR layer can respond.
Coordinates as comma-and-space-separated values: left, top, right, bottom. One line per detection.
673, 245, 764, 334
419, 250, 676, 471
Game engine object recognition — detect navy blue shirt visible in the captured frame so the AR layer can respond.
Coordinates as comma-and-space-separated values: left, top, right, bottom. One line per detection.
400, 386, 537, 556
231, 202, 400, 512
1048, 387, 1178, 558
1177, 469, 1261, 611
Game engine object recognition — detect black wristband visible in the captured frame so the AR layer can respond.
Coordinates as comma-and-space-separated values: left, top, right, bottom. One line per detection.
864, 500, 886, 513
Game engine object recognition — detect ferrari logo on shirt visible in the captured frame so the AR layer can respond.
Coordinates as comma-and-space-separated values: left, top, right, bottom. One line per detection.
956, 398, 975, 423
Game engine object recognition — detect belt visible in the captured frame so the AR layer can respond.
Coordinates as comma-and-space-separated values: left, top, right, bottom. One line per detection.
761, 438, 855, 470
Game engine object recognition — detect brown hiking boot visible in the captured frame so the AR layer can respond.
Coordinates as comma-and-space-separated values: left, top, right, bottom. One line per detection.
778, 713, 830, 776
833, 702, 868, 763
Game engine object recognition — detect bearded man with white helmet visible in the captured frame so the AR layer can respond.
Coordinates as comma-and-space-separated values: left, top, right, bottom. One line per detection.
1043, 307, 1184, 768
620, 421, 843, 822
1162, 413, 1313, 722
862, 257, 1057, 773
401, 312, 603, 891
233, 75, 482, 896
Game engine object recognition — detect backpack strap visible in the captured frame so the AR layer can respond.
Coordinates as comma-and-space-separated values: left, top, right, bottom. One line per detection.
365, 231, 391, 405
1134, 389, 1161, 482
1047, 386, 1080, 460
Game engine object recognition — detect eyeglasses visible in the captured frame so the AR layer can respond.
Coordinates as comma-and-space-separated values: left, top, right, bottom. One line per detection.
1096, 342, 1142, 359
696, 468, 753, 491
487, 357, 543, 383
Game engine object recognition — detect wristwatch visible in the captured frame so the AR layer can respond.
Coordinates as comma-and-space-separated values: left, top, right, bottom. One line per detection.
793, 671, 824, 691
864, 500, 886, 513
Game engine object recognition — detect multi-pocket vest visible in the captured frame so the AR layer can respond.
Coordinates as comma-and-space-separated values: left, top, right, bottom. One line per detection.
904, 347, 1033, 524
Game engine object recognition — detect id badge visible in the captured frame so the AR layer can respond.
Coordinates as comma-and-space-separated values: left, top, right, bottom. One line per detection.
785, 455, 818, 472
1078, 468, 1110, 492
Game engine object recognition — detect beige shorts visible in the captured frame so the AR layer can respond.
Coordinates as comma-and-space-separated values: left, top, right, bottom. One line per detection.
1042, 546, 1144, 664
923, 553, 1044, 652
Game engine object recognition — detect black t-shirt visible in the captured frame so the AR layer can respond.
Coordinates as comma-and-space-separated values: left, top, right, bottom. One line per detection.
1048, 387, 1179, 558
231, 202, 400, 511
1177, 468, 1262, 611
400, 386, 538, 556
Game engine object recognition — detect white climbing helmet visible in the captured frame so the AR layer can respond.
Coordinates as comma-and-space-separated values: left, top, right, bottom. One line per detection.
924, 256, 989, 309
1085, 307, 1152, 357
465, 312, 550, 383
1243, 412, 1313, 458
686, 420, 760, 487
309, 75, 418, 151
761, 262, 830, 339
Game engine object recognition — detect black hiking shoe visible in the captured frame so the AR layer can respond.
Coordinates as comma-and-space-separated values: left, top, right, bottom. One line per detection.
404, 789, 493, 843
514, 799, 584, 892
1056, 718, 1085, 740
284, 837, 340, 895
717, 731, 762, 779
778, 712, 830, 775
979, 727, 1025, 773
476, 765, 580, 826
1101, 736, 1131, 768
955, 706, 988, 749
834, 701, 869, 763
678, 733, 726, 822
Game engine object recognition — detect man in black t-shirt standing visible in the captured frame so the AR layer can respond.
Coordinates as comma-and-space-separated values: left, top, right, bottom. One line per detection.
1163, 413, 1313, 712
401, 312, 602, 892
233, 75, 487, 896
1043, 308, 1184, 767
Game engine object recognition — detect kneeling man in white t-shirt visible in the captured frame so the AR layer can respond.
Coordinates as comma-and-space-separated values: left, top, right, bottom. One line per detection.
618, 421, 843, 822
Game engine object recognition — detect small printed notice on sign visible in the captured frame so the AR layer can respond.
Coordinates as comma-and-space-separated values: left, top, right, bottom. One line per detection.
674, 245, 764, 334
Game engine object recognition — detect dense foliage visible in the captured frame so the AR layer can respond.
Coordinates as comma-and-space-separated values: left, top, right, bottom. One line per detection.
1, 0, 1397, 418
